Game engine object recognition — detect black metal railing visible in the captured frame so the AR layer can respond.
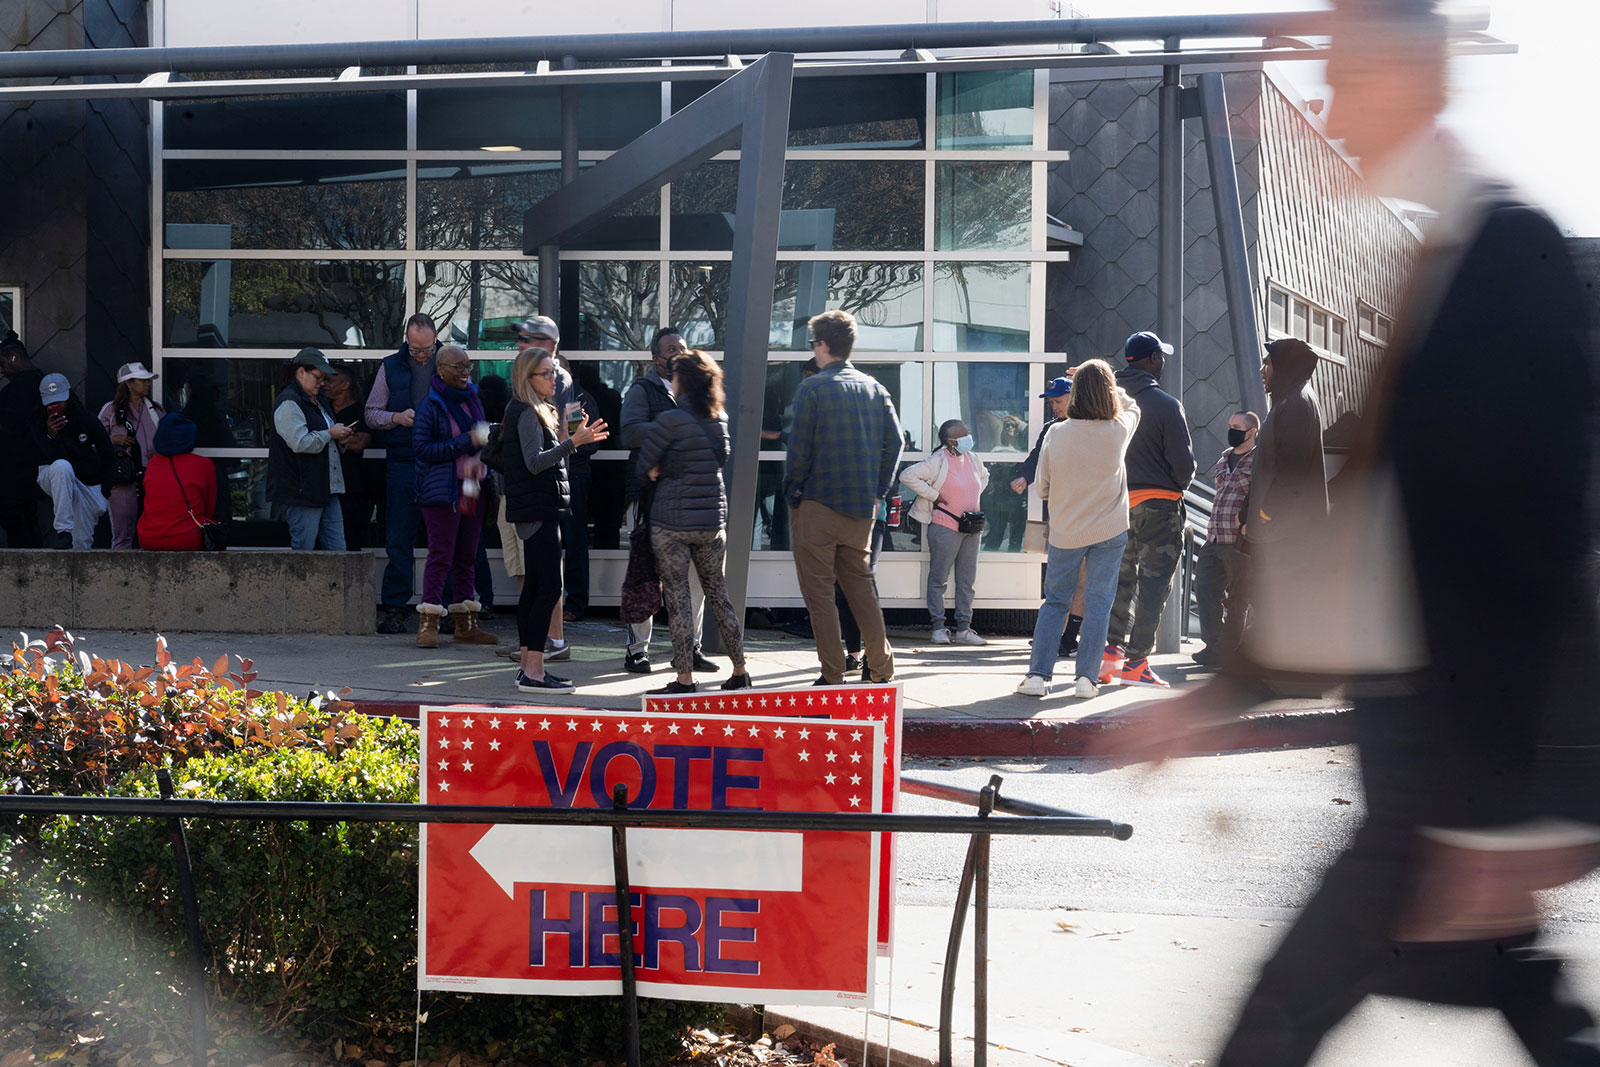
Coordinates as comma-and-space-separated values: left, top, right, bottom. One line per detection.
0, 774, 1131, 1067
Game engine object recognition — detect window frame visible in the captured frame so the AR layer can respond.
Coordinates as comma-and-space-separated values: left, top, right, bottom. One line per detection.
0, 285, 21, 337
1265, 281, 1348, 365
1356, 299, 1395, 347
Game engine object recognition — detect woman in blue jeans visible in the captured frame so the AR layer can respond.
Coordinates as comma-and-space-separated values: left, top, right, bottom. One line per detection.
1016, 359, 1140, 699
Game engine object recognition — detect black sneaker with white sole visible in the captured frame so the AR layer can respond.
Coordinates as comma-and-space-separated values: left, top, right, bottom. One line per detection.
516, 670, 575, 695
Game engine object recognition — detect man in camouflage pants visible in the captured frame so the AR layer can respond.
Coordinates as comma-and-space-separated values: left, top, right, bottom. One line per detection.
1103, 332, 1195, 687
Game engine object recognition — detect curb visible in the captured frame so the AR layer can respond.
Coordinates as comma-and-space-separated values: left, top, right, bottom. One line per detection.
348, 700, 1354, 758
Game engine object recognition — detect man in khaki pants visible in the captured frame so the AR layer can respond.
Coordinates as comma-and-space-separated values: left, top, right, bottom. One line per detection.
784, 310, 903, 685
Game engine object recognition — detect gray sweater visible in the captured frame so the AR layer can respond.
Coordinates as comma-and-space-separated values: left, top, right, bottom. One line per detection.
636, 408, 731, 532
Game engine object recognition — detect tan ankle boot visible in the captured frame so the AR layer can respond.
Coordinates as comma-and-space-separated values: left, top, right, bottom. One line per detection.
450, 600, 500, 645
416, 603, 445, 649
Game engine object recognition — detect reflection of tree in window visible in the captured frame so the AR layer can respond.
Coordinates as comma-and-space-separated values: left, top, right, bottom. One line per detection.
417, 262, 539, 349
577, 263, 659, 351
164, 261, 404, 349
670, 264, 729, 350
165, 161, 406, 249
417, 166, 559, 250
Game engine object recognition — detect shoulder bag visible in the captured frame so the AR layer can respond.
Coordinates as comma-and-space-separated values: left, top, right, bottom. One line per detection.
934, 503, 986, 535
166, 457, 228, 551
109, 406, 142, 486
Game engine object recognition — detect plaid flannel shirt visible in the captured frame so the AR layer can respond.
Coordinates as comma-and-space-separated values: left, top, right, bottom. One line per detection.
784, 362, 903, 519
1207, 446, 1255, 544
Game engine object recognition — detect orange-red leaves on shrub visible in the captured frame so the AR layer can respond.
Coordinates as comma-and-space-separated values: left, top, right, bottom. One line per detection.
211, 654, 230, 677
155, 636, 171, 668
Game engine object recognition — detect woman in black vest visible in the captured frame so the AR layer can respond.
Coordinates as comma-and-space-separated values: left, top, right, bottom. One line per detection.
502, 346, 608, 694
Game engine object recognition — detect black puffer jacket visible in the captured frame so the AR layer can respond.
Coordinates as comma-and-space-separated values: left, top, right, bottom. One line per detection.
636, 409, 730, 532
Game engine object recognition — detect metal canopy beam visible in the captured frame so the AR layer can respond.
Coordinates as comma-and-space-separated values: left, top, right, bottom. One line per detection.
0, 8, 1495, 82
521, 54, 794, 644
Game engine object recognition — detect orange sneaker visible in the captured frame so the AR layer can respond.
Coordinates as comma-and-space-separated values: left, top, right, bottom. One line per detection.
1118, 656, 1170, 688
1098, 644, 1125, 685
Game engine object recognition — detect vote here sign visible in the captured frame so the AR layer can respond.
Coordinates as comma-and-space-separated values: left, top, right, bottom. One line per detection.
642, 683, 902, 954
419, 707, 882, 1005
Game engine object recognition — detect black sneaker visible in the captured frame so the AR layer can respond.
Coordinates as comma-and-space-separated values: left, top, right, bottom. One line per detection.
862, 667, 894, 684
720, 672, 753, 691
691, 651, 718, 673
1057, 636, 1079, 658
377, 607, 409, 634
53, 532, 73, 550
516, 670, 575, 695
844, 653, 862, 673
624, 652, 652, 674
648, 680, 697, 695
543, 670, 574, 687
812, 676, 840, 686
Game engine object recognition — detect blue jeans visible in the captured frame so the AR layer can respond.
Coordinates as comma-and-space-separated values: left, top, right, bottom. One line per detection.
284, 500, 346, 551
381, 459, 420, 607
1028, 530, 1127, 681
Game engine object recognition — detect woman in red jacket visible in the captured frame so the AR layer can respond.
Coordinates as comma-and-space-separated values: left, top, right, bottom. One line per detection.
138, 413, 218, 551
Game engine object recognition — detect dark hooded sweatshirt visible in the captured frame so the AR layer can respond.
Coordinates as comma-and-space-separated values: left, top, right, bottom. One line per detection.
1247, 344, 1327, 545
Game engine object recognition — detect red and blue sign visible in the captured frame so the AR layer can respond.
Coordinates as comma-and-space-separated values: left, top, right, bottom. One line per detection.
420, 705, 883, 1004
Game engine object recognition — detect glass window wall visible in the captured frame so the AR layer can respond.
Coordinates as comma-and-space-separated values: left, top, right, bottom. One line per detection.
932, 263, 1030, 352
772, 263, 924, 352
417, 261, 539, 349
935, 162, 1030, 252
935, 71, 1033, 150
931, 362, 1031, 454
576, 263, 660, 351
165, 160, 407, 250
164, 93, 406, 150
162, 260, 407, 350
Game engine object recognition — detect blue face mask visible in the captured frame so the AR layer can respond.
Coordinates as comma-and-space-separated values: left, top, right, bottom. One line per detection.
951, 434, 975, 454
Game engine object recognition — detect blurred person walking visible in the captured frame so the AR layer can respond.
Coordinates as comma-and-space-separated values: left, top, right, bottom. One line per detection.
634, 349, 752, 695
1015, 360, 1139, 699
1091, 2, 1600, 1063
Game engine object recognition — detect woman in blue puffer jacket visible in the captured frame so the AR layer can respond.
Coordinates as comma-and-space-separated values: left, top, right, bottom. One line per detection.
412, 344, 498, 649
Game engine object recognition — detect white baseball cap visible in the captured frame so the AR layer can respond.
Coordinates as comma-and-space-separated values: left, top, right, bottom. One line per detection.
116, 362, 158, 383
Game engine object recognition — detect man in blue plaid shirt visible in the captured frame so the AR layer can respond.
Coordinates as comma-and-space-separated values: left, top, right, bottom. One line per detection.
785, 309, 903, 685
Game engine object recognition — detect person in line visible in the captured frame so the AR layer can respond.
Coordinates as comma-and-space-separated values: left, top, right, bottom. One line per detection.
836, 494, 890, 673
1103, 330, 1196, 688
1015, 360, 1139, 698
1014, 374, 1085, 657
1192, 410, 1259, 666
512, 317, 588, 657
900, 418, 990, 647
785, 309, 902, 686
635, 349, 752, 695
137, 413, 217, 551
412, 344, 498, 649
97, 362, 164, 550
1091, 2, 1600, 1062
33, 373, 114, 549
365, 313, 440, 633
501, 345, 608, 695
269, 348, 352, 551
0, 332, 46, 546
324, 366, 376, 551
1249, 338, 1328, 556
619, 326, 711, 675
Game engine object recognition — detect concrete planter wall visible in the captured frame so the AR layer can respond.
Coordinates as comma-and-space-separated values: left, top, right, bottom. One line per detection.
0, 550, 375, 634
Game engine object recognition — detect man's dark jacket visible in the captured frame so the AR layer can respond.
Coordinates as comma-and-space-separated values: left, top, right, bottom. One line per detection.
31, 397, 114, 490
1115, 365, 1196, 494
1248, 348, 1327, 546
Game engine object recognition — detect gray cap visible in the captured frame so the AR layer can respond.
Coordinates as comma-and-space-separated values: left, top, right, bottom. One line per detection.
39, 373, 70, 402
513, 315, 560, 343
290, 347, 337, 375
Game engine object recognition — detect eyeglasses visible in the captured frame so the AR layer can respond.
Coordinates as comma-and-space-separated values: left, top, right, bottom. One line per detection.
437, 362, 472, 373
806, 339, 821, 349
407, 345, 437, 357
530, 369, 557, 380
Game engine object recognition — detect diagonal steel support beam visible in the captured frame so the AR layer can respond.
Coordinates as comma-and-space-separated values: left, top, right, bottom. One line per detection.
522, 56, 782, 251
522, 54, 794, 647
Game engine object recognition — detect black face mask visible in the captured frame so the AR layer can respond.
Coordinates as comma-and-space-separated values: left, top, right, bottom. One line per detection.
1227, 428, 1250, 448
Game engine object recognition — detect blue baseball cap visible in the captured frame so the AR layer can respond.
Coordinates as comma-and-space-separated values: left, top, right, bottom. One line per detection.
1039, 376, 1072, 398
1124, 331, 1174, 362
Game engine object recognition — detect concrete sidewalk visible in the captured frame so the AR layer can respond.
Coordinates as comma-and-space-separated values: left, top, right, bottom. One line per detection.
31, 614, 1350, 757
760, 903, 1600, 1067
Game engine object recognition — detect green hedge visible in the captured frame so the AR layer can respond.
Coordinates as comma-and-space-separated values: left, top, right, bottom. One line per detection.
1, 636, 719, 1064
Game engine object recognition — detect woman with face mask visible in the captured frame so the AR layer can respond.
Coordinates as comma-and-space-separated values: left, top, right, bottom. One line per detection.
899, 418, 990, 646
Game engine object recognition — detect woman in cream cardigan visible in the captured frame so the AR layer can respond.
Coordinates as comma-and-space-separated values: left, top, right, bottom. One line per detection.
1016, 360, 1139, 699
900, 418, 991, 646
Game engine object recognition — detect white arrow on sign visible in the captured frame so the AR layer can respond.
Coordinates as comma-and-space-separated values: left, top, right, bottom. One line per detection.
469, 825, 806, 899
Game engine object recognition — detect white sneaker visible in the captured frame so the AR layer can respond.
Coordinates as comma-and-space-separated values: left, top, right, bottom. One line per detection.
930, 628, 953, 645
953, 629, 988, 647
1014, 675, 1049, 697
1073, 676, 1099, 699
